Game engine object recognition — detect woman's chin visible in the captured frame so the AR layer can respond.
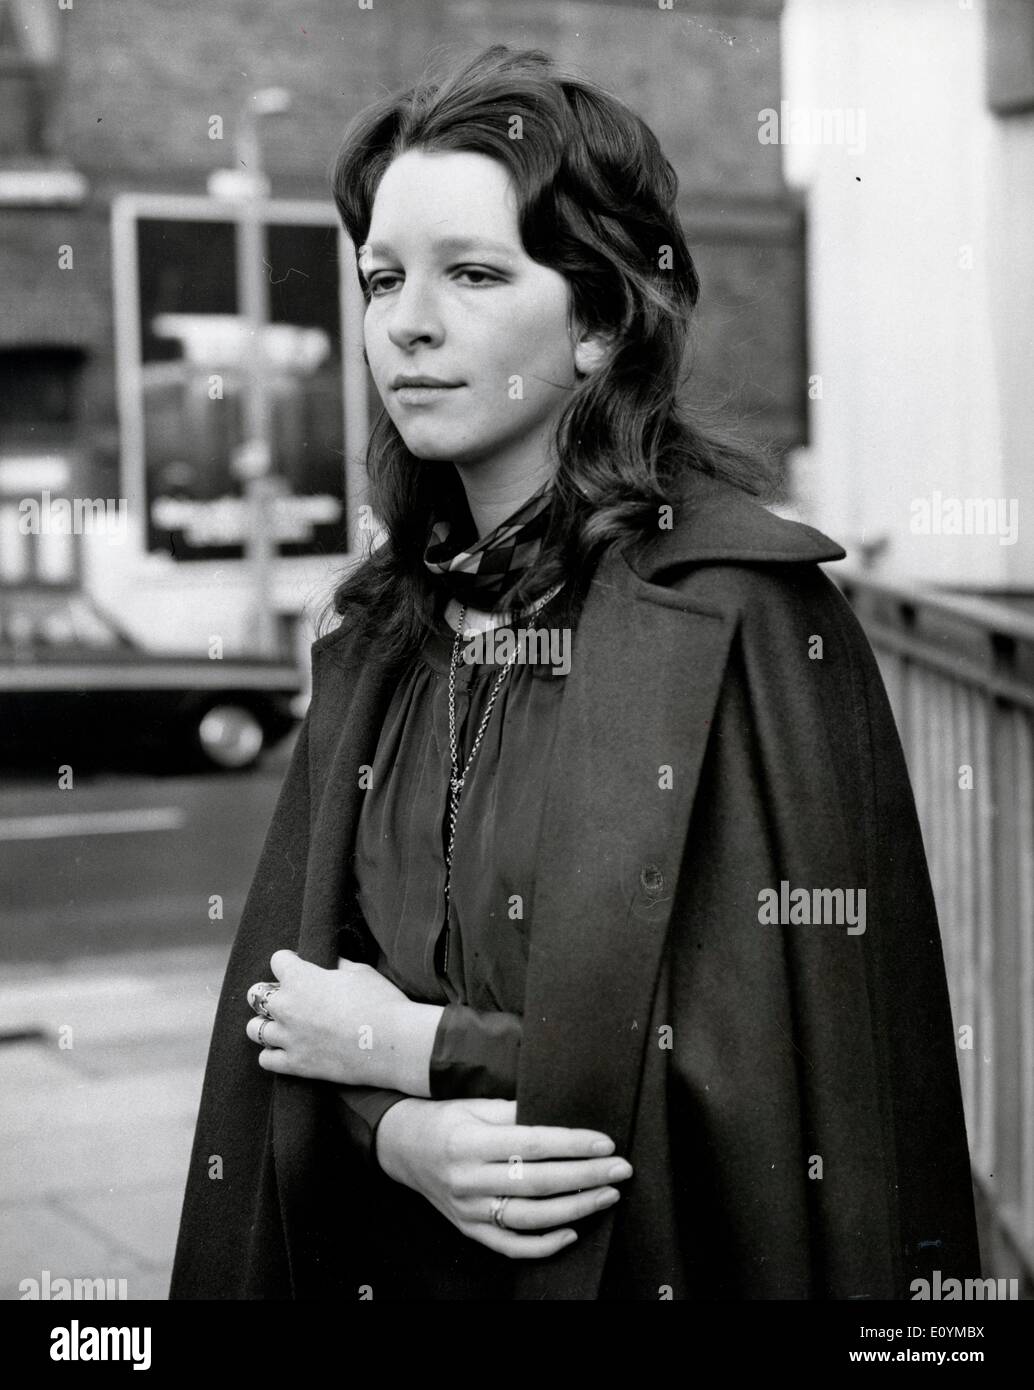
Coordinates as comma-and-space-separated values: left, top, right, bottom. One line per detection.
396, 431, 462, 462
401, 435, 494, 467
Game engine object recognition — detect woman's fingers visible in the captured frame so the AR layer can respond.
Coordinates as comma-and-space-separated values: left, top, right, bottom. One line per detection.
269, 949, 300, 981
245, 1015, 285, 1048
459, 1222, 578, 1260
457, 1155, 633, 1199
257, 1047, 291, 1073
373, 1100, 629, 1260
459, 1120, 618, 1164
457, 1185, 621, 1231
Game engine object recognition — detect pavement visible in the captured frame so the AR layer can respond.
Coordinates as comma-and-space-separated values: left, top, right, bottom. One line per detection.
0, 943, 228, 1301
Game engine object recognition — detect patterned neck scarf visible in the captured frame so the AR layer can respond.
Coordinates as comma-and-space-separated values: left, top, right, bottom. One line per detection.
423, 477, 556, 612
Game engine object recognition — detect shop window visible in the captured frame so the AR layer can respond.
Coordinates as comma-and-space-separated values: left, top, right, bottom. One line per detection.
116, 200, 360, 562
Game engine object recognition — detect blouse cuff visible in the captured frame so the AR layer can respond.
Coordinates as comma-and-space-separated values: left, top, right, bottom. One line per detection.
336, 1086, 409, 1171
429, 1005, 522, 1100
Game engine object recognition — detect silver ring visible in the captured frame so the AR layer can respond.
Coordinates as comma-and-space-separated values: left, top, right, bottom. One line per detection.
489, 1195, 512, 1230
257, 1018, 272, 1048
248, 982, 279, 1020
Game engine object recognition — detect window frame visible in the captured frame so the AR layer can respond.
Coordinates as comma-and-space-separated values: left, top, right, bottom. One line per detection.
110, 191, 369, 567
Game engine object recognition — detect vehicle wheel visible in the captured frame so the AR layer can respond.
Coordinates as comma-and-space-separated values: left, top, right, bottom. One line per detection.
193, 703, 266, 770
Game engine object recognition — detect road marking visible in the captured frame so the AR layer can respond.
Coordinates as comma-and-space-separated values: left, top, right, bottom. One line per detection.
0, 666, 300, 691
0, 808, 187, 841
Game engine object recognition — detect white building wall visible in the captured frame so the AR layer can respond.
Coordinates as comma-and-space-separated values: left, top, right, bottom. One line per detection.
782, 0, 1033, 589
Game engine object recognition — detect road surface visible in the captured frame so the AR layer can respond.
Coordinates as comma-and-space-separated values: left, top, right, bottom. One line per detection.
0, 735, 294, 964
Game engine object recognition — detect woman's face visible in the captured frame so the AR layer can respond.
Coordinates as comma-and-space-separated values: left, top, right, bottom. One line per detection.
360, 149, 581, 476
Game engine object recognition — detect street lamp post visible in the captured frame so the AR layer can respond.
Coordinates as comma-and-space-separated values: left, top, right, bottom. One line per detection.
229, 88, 291, 658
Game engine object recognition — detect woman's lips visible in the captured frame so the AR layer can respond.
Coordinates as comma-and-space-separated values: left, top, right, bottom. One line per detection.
392, 384, 464, 405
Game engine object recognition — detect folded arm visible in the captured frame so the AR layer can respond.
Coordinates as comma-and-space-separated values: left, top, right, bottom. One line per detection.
337, 1003, 523, 1168
242, 946, 523, 1168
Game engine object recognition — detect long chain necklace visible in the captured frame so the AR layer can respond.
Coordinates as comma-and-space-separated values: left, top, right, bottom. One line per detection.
440, 581, 564, 971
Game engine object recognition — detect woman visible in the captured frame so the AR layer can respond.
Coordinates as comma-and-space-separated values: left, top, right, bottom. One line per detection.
171, 45, 980, 1301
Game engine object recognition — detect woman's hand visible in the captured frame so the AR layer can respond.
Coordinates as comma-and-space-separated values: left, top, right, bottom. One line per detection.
245, 949, 444, 1092
374, 1097, 634, 1259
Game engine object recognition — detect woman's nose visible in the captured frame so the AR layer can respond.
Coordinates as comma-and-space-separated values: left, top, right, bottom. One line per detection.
385, 280, 444, 349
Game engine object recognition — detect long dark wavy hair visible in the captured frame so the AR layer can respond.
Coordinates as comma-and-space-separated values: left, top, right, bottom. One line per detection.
320, 44, 775, 662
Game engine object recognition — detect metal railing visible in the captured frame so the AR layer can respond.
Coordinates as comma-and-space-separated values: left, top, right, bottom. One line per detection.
838, 571, 1034, 1286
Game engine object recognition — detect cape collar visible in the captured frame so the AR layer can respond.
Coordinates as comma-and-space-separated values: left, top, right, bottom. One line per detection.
622, 469, 845, 581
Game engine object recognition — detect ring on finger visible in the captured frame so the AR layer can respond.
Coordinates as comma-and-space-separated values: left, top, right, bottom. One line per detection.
248, 982, 279, 1020
489, 1195, 512, 1230
256, 1018, 273, 1048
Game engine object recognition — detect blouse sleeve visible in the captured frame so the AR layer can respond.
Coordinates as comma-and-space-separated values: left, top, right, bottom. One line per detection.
336, 1086, 409, 1171
429, 1004, 522, 1100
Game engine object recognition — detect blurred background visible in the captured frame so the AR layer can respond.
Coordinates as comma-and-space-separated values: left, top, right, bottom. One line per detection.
0, 0, 1031, 1300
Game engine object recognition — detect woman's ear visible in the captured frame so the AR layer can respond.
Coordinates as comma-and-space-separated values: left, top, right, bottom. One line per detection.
573, 328, 616, 379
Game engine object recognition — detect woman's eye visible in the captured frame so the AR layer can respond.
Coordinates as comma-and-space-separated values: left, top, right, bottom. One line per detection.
366, 272, 401, 296
453, 266, 502, 286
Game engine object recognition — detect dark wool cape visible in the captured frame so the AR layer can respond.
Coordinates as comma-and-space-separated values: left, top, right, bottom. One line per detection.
170, 471, 980, 1301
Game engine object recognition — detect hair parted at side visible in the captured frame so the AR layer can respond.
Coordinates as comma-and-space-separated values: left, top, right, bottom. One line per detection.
320, 43, 777, 662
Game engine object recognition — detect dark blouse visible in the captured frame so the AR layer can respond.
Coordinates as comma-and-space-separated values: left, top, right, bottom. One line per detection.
335, 591, 574, 1297
361, 607, 567, 986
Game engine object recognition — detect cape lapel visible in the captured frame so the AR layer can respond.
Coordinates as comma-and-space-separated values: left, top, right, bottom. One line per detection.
511, 547, 738, 1300
272, 610, 404, 1293
295, 613, 404, 961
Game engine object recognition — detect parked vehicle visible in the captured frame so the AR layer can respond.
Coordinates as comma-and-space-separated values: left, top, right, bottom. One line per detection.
0, 588, 301, 771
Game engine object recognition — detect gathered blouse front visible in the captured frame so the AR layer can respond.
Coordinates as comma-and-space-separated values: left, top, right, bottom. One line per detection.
353, 605, 568, 1016
345, 594, 572, 1298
